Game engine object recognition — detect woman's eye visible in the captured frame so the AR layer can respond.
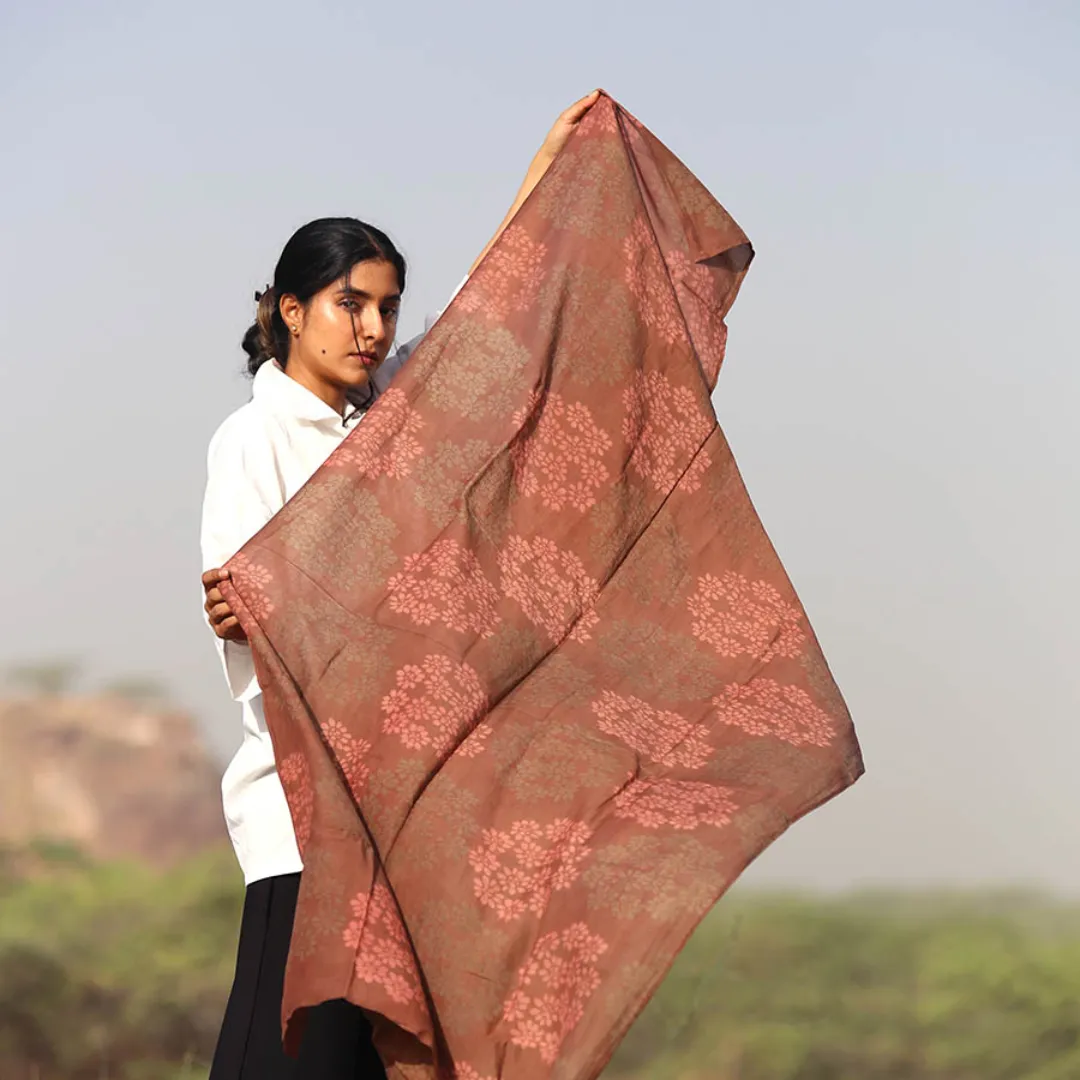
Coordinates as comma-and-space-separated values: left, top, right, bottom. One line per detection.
382, 307, 400, 320
341, 299, 360, 311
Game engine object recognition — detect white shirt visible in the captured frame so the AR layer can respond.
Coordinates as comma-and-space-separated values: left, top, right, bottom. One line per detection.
200, 317, 442, 884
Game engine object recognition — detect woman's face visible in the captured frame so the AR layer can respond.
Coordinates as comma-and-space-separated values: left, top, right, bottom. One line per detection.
280, 259, 401, 398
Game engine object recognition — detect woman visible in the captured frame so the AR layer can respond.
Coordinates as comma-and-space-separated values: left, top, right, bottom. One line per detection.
200, 92, 599, 1080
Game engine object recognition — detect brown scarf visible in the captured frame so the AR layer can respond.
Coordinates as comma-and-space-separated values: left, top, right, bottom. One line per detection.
221, 92, 863, 1080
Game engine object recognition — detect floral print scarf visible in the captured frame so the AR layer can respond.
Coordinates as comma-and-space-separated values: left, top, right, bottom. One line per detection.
221, 92, 863, 1080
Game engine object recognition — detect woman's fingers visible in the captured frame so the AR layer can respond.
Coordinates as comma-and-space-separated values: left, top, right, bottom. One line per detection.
215, 616, 247, 643
203, 571, 232, 622
208, 601, 234, 625
536, 90, 602, 167
562, 89, 601, 124
202, 567, 230, 593
201, 567, 245, 639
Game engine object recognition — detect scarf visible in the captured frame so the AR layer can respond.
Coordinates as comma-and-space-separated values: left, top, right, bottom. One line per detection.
221, 92, 863, 1080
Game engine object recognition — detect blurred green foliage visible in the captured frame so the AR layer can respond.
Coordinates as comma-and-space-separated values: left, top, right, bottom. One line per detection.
2, 845, 1079, 1079
0, 844, 239, 1080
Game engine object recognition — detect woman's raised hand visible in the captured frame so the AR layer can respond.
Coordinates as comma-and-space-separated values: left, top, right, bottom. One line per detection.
202, 568, 247, 642
532, 90, 603, 170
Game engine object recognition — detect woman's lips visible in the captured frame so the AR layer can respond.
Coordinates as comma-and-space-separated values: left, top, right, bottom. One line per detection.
350, 352, 379, 367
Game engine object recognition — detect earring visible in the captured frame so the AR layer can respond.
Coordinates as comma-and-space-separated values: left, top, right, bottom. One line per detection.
291, 326, 299, 335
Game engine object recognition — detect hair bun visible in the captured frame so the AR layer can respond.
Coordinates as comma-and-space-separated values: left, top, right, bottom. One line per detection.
242, 286, 281, 372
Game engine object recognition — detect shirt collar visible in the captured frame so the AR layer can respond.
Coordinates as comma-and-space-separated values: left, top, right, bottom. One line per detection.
252, 360, 359, 426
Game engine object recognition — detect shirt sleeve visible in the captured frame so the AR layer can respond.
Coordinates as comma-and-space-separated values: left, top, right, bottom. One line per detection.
200, 417, 284, 704
372, 276, 470, 393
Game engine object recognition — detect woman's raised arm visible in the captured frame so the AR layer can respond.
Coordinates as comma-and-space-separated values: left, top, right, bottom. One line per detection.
468, 90, 601, 276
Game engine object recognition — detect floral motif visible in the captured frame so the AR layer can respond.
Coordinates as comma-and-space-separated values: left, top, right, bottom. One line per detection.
676, 451, 711, 494
511, 392, 613, 512
454, 1065, 496, 1080
425, 322, 532, 420
623, 217, 685, 345
229, 553, 275, 620
380, 654, 488, 757
712, 678, 836, 747
567, 607, 600, 644
497, 535, 600, 643
622, 370, 713, 494
321, 717, 372, 798
458, 719, 494, 759
342, 883, 422, 1004
687, 571, 805, 662
591, 690, 713, 769
332, 388, 424, 478
468, 819, 592, 921
278, 752, 313, 851
503, 923, 608, 1063
613, 778, 737, 831
458, 225, 547, 321
586, 99, 620, 135
387, 539, 501, 638
665, 249, 729, 385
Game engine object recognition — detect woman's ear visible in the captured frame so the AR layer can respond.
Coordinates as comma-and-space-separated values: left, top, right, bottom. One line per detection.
279, 294, 303, 335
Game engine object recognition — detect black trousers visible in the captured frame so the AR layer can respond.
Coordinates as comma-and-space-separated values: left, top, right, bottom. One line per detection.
210, 873, 388, 1080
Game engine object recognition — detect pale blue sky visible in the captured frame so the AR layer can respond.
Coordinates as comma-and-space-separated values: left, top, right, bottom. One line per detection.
1, 0, 1077, 890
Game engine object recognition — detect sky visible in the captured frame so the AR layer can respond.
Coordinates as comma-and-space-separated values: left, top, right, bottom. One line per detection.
1, 0, 1077, 892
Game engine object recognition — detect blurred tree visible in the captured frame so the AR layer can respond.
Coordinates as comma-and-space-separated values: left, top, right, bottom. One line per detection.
5, 659, 81, 697
99, 676, 171, 705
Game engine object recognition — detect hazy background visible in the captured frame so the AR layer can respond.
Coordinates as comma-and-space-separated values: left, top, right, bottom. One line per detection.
2, 0, 1077, 892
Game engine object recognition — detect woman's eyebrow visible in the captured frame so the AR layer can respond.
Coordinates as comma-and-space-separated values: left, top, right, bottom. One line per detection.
337, 286, 402, 303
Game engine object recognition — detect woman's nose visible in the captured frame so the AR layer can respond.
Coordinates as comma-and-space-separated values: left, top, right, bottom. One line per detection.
360, 306, 386, 344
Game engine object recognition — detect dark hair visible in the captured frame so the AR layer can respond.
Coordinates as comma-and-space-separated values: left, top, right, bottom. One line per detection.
242, 217, 407, 380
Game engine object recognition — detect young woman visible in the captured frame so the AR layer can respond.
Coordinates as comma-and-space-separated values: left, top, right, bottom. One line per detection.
200, 92, 599, 1080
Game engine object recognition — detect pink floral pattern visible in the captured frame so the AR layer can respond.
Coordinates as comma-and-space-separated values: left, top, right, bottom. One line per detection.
333, 387, 424, 478
687, 571, 805, 662
622, 370, 713, 494
613, 778, 737, 831
342, 883, 422, 1004
386, 539, 501, 639
453, 1066, 495, 1080
712, 678, 836, 747
380, 654, 488, 757
458, 224, 547, 321
676, 452, 711, 494
458, 719, 494, 759
511, 392, 612, 512
503, 923, 608, 1063
665, 249, 730, 384
580, 99, 619, 135
623, 217, 684, 345
497, 535, 600, 643
567, 606, 600, 644
591, 690, 713, 769
229, 553, 275, 620
321, 717, 372, 798
278, 752, 313, 851
468, 818, 592, 921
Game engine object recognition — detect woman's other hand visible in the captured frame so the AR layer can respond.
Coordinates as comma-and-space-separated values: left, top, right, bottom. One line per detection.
202, 568, 248, 642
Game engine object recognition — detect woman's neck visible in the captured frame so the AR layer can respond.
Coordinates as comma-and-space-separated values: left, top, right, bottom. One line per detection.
282, 361, 347, 416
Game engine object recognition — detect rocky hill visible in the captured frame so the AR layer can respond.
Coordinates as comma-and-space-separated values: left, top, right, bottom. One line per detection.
0, 694, 227, 865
